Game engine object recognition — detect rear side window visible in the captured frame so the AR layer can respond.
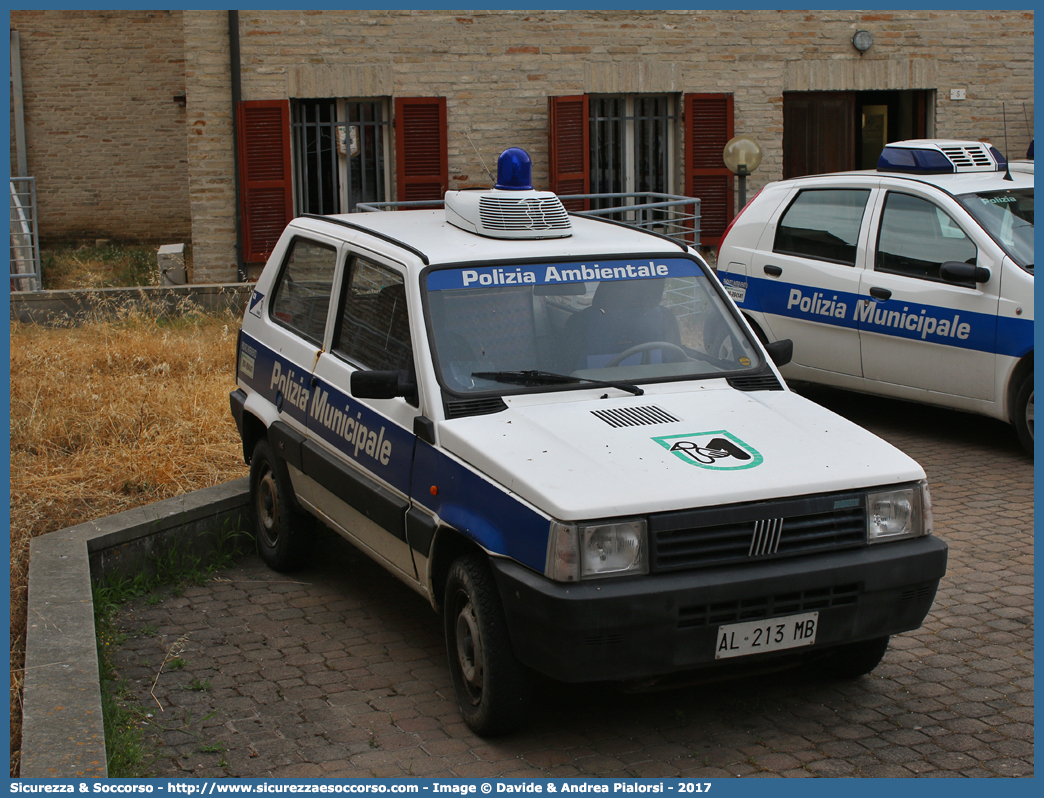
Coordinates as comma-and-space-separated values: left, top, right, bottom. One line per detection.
333, 257, 413, 371
876, 192, 977, 282
773, 189, 871, 266
269, 238, 338, 345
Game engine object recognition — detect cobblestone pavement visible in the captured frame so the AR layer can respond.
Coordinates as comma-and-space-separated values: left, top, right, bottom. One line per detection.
111, 386, 1033, 778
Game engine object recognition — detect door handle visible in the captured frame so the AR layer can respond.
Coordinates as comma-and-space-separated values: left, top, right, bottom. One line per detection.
869, 287, 891, 301
764, 265, 782, 277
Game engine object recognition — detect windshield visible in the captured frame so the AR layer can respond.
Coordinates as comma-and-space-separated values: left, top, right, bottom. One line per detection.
425, 258, 763, 395
957, 188, 1034, 271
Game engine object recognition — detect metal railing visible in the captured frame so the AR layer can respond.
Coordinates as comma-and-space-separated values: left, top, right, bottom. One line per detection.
357, 191, 700, 247
10, 176, 41, 291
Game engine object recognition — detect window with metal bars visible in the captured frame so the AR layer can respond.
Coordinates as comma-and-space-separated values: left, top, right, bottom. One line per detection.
291, 99, 390, 215
589, 94, 678, 220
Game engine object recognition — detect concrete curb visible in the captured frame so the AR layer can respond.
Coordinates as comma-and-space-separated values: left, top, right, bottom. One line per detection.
20, 478, 251, 778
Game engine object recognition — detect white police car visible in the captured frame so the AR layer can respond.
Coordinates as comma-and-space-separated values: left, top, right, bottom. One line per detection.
230, 148, 947, 735
716, 139, 1034, 453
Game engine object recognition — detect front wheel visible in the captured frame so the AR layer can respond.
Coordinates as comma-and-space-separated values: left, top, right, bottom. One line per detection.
1014, 374, 1034, 456
249, 438, 313, 572
443, 555, 529, 736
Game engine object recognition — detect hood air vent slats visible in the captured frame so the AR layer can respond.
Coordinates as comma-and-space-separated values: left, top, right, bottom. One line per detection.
445, 397, 508, 419
592, 405, 680, 428
728, 373, 784, 392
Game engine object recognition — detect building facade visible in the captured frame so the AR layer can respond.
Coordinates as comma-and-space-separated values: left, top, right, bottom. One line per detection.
10, 9, 1035, 283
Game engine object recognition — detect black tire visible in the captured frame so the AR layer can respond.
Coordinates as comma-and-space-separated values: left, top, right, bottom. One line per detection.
1014, 373, 1034, 456
443, 555, 529, 736
821, 636, 890, 680
249, 438, 313, 572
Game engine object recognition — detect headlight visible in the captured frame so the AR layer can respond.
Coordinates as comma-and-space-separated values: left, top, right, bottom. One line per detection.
545, 519, 648, 581
867, 480, 932, 543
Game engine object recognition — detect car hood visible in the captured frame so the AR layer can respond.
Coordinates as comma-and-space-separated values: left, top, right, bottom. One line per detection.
437, 382, 924, 520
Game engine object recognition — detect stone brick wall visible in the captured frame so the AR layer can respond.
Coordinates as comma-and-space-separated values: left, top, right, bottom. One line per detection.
183, 11, 239, 283
185, 9, 1029, 282
10, 10, 191, 245
14, 10, 1034, 282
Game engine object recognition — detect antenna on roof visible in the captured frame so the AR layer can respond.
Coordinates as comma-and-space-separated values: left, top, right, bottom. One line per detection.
1002, 103, 1014, 181
464, 131, 496, 185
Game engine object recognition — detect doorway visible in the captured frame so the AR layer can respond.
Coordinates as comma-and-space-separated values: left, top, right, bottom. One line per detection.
783, 90, 933, 178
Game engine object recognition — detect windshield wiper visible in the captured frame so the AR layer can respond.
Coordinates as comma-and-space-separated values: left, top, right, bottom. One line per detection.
472, 369, 644, 396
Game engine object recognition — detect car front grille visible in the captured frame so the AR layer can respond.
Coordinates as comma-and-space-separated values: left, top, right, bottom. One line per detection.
678, 583, 861, 628
649, 490, 867, 572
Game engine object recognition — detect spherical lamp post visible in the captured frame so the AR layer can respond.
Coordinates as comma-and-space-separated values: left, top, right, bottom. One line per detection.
723, 135, 763, 211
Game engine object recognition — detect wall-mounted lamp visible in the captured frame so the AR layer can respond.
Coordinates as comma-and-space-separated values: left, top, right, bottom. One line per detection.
852, 30, 873, 53
723, 135, 763, 210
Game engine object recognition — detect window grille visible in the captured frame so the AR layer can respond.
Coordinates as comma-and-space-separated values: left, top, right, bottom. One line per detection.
291, 99, 390, 215
589, 95, 677, 223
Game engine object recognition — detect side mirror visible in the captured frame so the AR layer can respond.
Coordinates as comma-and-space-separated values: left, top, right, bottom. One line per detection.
940, 261, 990, 284
764, 339, 793, 368
351, 369, 417, 404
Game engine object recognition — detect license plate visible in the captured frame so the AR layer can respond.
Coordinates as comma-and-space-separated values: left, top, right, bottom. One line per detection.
715, 612, 819, 659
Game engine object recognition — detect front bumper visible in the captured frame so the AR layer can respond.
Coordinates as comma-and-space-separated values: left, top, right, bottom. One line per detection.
491, 535, 947, 682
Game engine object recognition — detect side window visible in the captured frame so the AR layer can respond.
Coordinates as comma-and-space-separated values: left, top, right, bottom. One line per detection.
269, 238, 337, 345
333, 257, 413, 371
773, 189, 871, 265
876, 192, 977, 282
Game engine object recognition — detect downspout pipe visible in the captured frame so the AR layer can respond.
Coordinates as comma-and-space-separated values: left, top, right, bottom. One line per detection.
229, 10, 245, 282
11, 30, 28, 178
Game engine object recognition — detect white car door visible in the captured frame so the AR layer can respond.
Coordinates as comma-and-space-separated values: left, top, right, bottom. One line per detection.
306, 252, 421, 582
857, 188, 1001, 401
256, 233, 345, 507
749, 185, 875, 377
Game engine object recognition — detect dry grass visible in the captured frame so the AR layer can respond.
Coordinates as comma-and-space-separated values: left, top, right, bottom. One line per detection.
9, 305, 248, 775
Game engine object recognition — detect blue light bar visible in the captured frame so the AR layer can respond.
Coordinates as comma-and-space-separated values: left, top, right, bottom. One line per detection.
877, 147, 955, 174
988, 146, 1008, 167
495, 147, 533, 190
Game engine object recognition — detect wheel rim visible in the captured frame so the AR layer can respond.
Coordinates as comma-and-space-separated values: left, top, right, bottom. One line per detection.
1026, 390, 1034, 441
255, 466, 281, 549
454, 598, 483, 704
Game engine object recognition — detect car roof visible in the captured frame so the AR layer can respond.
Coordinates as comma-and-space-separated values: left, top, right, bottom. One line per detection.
286, 210, 691, 271
774, 168, 1033, 194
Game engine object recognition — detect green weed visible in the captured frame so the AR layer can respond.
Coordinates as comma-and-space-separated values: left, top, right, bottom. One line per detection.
92, 519, 250, 776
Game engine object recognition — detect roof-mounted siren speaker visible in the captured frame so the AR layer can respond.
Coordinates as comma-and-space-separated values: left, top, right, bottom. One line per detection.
877, 139, 1007, 174
444, 147, 572, 239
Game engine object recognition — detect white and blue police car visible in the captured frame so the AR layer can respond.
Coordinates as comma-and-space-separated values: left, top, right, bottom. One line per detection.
230, 148, 947, 735
716, 139, 1034, 453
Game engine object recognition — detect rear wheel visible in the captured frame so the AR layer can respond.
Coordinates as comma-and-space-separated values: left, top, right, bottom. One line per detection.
249, 438, 313, 572
443, 555, 529, 736
1014, 373, 1033, 455
821, 636, 890, 679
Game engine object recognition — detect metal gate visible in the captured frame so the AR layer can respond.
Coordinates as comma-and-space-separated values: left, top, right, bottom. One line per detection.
10, 176, 41, 291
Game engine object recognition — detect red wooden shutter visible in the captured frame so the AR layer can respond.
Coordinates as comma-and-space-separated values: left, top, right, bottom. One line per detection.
548, 95, 590, 212
236, 100, 293, 264
684, 94, 734, 247
395, 97, 448, 203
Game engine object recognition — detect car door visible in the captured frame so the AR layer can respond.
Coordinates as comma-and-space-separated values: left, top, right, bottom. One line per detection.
306, 251, 421, 582
260, 234, 343, 507
857, 189, 1001, 401
749, 185, 875, 377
